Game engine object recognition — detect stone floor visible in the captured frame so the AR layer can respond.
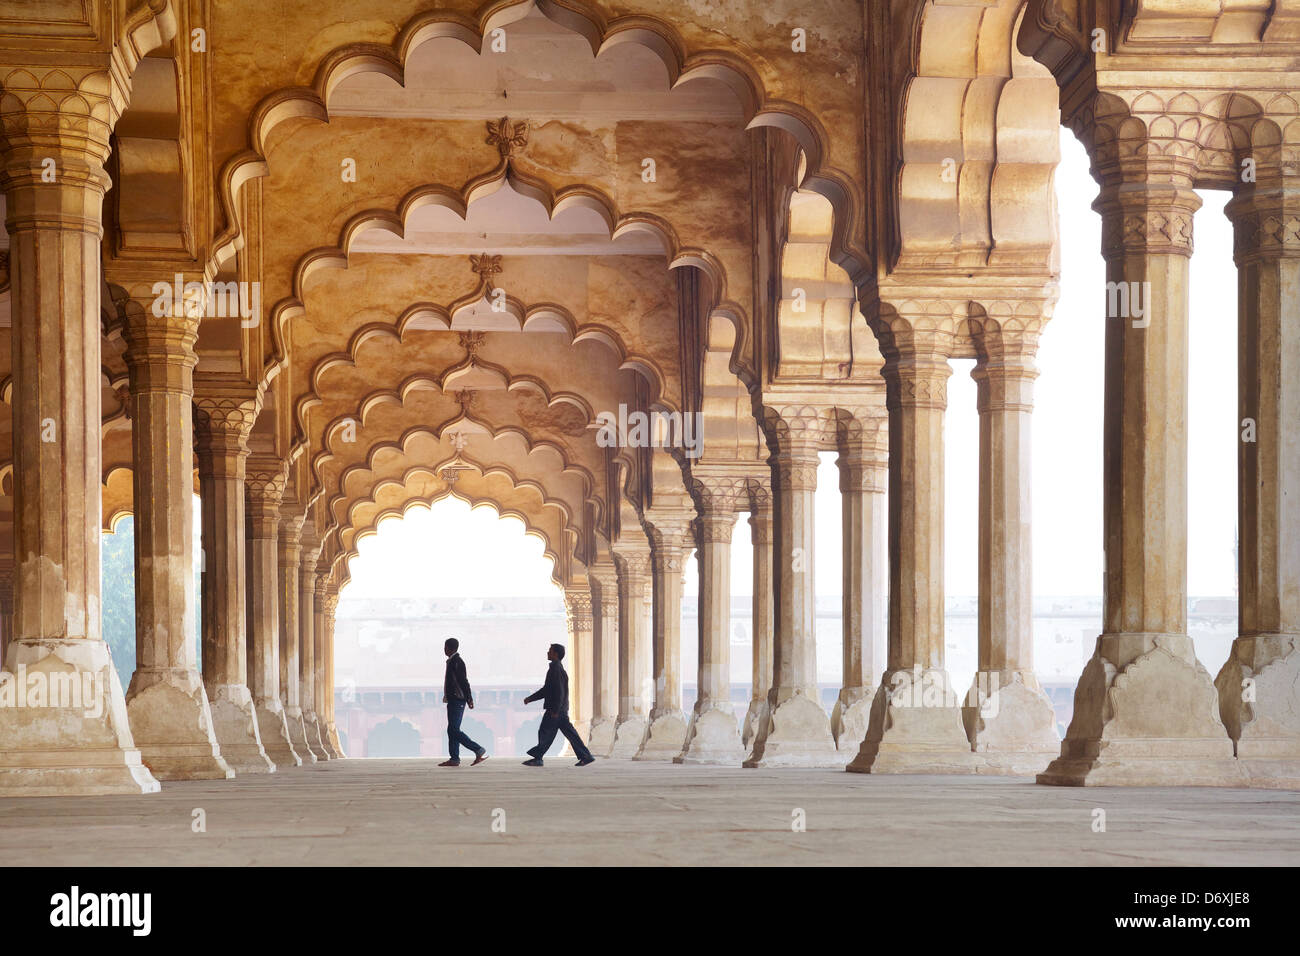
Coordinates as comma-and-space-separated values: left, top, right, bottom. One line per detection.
2, 758, 1298, 866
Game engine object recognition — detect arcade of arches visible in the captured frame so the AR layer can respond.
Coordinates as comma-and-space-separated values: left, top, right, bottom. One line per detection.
0, 0, 1297, 797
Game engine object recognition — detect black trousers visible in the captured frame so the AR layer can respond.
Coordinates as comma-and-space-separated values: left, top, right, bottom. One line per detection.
528, 712, 593, 762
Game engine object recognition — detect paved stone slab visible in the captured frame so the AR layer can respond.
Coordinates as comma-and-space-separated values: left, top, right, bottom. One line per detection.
2, 759, 1298, 866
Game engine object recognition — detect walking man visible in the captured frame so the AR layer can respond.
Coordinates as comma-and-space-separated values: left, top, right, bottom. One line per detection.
440, 638, 487, 767
522, 643, 594, 767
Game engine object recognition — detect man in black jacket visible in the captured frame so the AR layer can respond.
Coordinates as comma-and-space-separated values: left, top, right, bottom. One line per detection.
522, 643, 594, 767
440, 638, 487, 766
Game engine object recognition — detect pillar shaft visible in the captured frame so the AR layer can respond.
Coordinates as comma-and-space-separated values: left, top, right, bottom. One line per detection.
565, 590, 594, 738
636, 520, 690, 760
832, 424, 888, 756
245, 462, 297, 767
320, 590, 342, 757
587, 565, 619, 756
746, 410, 837, 767
743, 495, 774, 749
278, 514, 314, 762
609, 547, 650, 757
195, 393, 273, 773
850, 330, 977, 774
964, 338, 1059, 771
680, 487, 745, 764
121, 304, 231, 780
1215, 172, 1300, 785
1039, 166, 1239, 786
0, 74, 160, 794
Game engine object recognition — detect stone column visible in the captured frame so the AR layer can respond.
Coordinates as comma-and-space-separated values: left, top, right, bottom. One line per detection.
849, 327, 977, 773
278, 512, 313, 763
746, 408, 838, 766
195, 392, 274, 773
635, 517, 691, 760
587, 563, 619, 756
962, 333, 1059, 773
304, 570, 331, 759
297, 532, 327, 760
1038, 158, 1239, 786
321, 590, 343, 758
245, 459, 297, 768
121, 299, 231, 780
1215, 167, 1300, 787
0, 70, 160, 794
609, 544, 651, 757
742, 489, 775, 750
565, 588, 594, 739
679, 481, 745, 764
832, 413, 889, 760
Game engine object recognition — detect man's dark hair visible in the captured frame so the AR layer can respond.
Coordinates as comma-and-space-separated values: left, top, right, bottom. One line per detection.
445, 637, 459, 652
550, 643, 565, 660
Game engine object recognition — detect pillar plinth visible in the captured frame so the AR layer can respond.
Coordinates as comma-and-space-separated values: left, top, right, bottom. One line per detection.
679, 488, 745, 765
246, 461, 297, 768
742, 493, 774, 751
1039, 171, 1240, 787
610, 547, 651, 757
747, 411, 839, 767
196, 393, 274, 774
963, 338, 1059, 775
587, 564, 619, 756
1214, 174, 1300, 787
636, 520, 691, 760
850, 333, 978, 774
0, 79, 160, 795
833, 415, 889, 761
121, 306, 232, 780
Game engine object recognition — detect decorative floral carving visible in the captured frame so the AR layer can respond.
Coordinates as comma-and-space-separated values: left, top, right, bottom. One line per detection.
485, 117, 528, 159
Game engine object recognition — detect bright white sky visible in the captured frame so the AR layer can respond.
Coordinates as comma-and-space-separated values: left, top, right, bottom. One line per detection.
342, 129, 1241, 604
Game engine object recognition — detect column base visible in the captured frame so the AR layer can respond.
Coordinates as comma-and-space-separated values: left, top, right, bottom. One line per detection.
831, 686, 874, 757
254, 697, 301, 768
961, 670, 1060, 776
743, 690, 839, 768
609, 715, 647, 759
1037, 633, 1242, 787
208, 683, 274, 774
847, 668, 979, 774
0, 638, 161, 796
284, 705, 317, 764
633, 709, 688, 761
303, 712, 330, 760
1216, 633, 1300, 788
588, 716, 617, 757
324, 722, 346, 759
126, 667, 235, 781
741, 696, 768, 751
676, 703, 744, 765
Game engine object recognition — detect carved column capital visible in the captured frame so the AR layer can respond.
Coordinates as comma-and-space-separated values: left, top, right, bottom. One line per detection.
1093, 177, 1201, 258
1226, 175, 1300, 263
611, 546, 651, 585
246, 456, 288, 537
194, 391, 260, 477
565, 589, 594, 631
0, 65, 123, 200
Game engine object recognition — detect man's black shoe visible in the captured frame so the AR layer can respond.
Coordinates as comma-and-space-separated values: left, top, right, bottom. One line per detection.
522, 758, 543, 766
575, 756, 596, 767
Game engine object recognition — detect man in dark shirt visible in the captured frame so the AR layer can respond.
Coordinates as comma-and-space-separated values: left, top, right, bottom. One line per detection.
522, 643, 594, 767
440, 638, 487, 767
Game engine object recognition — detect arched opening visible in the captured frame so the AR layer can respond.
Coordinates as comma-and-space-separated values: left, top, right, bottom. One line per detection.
335, 496, 569, 758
